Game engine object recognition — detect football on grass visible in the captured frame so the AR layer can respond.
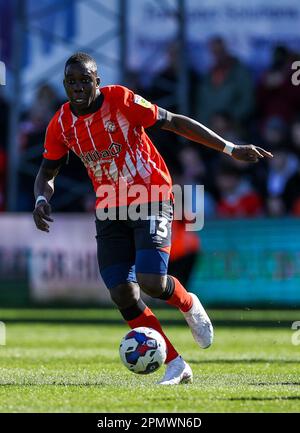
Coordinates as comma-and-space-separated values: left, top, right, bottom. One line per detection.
119, 327, 167, 374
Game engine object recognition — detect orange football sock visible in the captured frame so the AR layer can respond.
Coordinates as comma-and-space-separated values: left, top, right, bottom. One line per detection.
166, 276, 193, 313
127, 306, 179, 363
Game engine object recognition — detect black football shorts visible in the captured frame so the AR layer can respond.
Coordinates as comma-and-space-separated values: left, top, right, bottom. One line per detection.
95, 201, 173, 289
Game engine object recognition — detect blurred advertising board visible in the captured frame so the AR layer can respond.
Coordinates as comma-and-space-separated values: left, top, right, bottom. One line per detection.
189, 218, 300, 307
0, 215, 300, 306
0, 214, 109, 304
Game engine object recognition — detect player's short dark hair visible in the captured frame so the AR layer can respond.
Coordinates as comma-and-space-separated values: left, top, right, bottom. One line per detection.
64, 52, 97, 75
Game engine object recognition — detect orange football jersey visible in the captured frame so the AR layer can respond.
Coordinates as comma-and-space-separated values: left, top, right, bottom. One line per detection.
43, 85, 173, 208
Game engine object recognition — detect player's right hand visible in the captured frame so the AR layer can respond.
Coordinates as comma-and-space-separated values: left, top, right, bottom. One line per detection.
33, 201, 53, 232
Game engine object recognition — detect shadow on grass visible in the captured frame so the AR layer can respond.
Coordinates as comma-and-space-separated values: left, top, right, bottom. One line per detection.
1, 319, 295, 328
189, 359, 300, 364
250, 382, 300, 386
0, 381, 107, 387
219, 396, 300, 401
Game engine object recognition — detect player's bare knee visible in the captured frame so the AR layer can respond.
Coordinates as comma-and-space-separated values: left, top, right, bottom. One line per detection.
109, 282, 139, 309
136, 273, 167, 298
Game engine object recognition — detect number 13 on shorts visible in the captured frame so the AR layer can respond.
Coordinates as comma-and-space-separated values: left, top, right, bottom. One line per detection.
147, 215, 169, 239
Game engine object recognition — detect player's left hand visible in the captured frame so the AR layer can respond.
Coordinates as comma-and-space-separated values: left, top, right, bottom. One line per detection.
33, 201, 53, 233
232, 144, 273, 163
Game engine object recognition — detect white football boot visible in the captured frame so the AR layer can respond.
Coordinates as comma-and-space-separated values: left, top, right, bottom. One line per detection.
158, 356, 193, 385
182, 293, 214, 349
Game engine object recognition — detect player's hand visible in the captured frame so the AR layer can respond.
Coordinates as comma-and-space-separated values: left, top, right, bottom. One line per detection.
33, 201, 53, 232
232, 144, 273, 163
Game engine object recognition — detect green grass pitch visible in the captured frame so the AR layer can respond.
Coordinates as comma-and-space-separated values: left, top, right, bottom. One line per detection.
0, 308, 300, 413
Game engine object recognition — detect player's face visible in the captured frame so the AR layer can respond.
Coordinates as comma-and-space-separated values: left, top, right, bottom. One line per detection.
64, 62, 100, 113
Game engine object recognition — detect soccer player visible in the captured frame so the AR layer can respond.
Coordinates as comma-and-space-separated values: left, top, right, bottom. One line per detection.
33, 52, 273, 385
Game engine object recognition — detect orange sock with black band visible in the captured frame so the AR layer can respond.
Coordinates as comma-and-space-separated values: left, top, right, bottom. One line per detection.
159, 275, 193, 313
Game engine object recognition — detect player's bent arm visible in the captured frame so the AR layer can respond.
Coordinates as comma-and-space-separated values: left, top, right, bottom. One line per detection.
33, 156, 67, 232
158, 109, 273, 162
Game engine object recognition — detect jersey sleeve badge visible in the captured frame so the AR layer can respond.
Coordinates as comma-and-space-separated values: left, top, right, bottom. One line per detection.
105, 120, 117, 133
134, 94, 152, 109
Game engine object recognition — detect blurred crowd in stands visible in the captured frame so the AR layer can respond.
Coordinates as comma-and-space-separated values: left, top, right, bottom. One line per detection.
1, 36, 300, 218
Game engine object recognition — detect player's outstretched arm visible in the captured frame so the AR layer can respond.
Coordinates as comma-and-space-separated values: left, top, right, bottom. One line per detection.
33, 157, 66, 232
159, 110, 273, 162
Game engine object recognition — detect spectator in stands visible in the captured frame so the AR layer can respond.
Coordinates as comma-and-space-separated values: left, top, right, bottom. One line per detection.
18, 83, 62, 210
168, 168, 202, 288
204, 111, 244, 168
168, 219, 201, 288
0, 90, 9, 211
20, 83, 61, 151
265, 147, 299, 217
261, 116, 288, 150
215, 163, 263, 218
138, 42, 183, 169
178, 146, 216, 219
0, 90, 9, 148
18, 83, 90, 212
208, 112, 267, 202
256, 114, 299, 216
195, 36, 254, 127
0, 148, 5, 211
256, 45, 300, 130
209, 111, 241, 144
142, 41, 198, 170
283, 166, 300, 216
148, 41, 198, 114
290, 115, 300, 158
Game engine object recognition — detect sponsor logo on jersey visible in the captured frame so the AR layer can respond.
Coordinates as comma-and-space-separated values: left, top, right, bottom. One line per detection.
79, 143, 122, 166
